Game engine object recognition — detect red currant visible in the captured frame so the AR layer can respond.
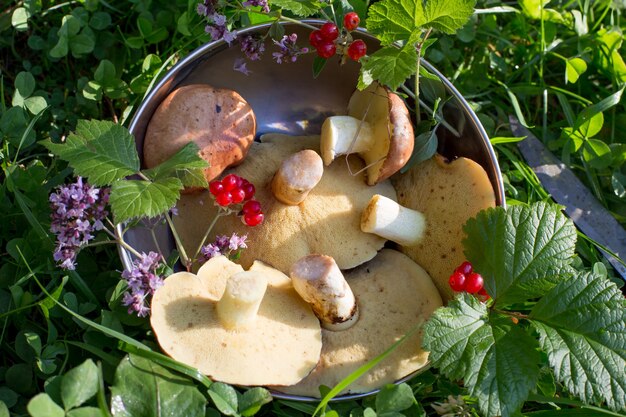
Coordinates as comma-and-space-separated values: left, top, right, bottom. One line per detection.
231, 188, 246, 204
241, 183, 256, 200
243, 212, 264, 227
465, 272, 484, 294
242, 200, 262, 215
448, 271, 466, 292
347, 39, 367, 61
317, 42, 336, 59
478, 288, 491, 302
320, 22, 339, 41
222, 174, 241, 191
455, 261, 473, 276
209, 180, 224, 196
215, 191, 233, 206
343, 12, 360, 31
309, 30, 325, 48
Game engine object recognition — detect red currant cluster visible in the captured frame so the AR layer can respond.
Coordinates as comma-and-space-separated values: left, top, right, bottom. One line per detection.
448, 261, 490, 300
308, 13, 367, 61
209, 174, 264, 226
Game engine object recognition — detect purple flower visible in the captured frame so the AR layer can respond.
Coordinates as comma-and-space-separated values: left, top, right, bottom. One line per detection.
200, 233, 248, 263
229, 233, 247, 250
239, 35, 265, 61
205, 13, 237, 45
243, 0, 270, 13
272, 33, 309, 64
196, 0, 217, 16
233, 58, 251, 75
121, 251, 164, 317
201, 243, 221, 260
49, 177, 110, 270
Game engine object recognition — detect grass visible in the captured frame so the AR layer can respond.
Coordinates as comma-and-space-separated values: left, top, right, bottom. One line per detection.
1, 0, 625, 416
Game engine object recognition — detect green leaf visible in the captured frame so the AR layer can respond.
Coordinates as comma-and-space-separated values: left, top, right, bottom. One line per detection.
15, 71, 36, 98
577, 112, 603, 139
94, 60, 116, 84
462, 202, 577, 306
423, 0, 476, 34
49, 37, 69, 58
110, 177, 182, 222
359, 44, 417, 90
59, 15, 81, 37
24, 96, 48, 115
110, 355, 206, 417
402, 127, 438, 171
27, 393, 64, 417
269, 0, 320, 17
582, 139, 612, 170
12, 7, 30, 31
565, 57, 587, 84
529, 271, 626, 411
142, 142, 209, 188
239, 388, 272, 417
208, 383, 239, 416
575, 88, 624, 131
89, 12, 111, 30
70, 31, 96, 56
61, 359, 99, 410
312, 56, 327, 79
0, 401, 8, 417
66, 407, 103, 417
177, 12, 192, 36
423, 294, 541, 417
375, 384, 414, 413
43, 120, 140, 186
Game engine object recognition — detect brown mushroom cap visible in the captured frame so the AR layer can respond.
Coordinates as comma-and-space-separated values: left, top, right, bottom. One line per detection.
392, 154, 496, 301
143, 84, 256, 189
347, 84, 414, 185
274, 249, 442, 397
173, 134, 397, 274
150, 256, 322, 386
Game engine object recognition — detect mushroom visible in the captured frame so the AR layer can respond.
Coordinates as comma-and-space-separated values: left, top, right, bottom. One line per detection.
392, 154, 496, 301
361, 194, 426, 246
275, 249, 443, 397
290, 254, 359, 331
173, 134, 397, 274
320, 83, 414, 185
143, 84, 256, 190
271, 149, 324, 205
150, 256, 322, 386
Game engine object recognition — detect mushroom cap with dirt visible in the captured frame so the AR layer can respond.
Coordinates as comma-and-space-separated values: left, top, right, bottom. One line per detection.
150, 256, 322, 386
173, 134, 397, 274
274, 249, 443, 397
392, 154, 496, 301
143, 84, 256, 189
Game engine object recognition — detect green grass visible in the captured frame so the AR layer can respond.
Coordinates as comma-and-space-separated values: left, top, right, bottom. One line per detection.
1, 0, 625, 416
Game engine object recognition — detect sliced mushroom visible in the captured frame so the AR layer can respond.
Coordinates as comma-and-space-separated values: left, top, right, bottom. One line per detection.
320, 83, 414, 185
275, 249, 443, 397
392, 154, 496, 301
272, 150, 324, 205
143, 84, 256, 191
173, 134, 397, 274
361, 194, 426, 246
150, 256, 322, 386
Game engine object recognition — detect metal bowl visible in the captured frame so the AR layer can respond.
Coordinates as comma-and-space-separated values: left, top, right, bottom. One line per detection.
118, 20, 505, 401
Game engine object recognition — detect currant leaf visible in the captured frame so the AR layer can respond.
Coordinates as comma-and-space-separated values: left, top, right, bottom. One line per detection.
142, 142, 209, 188
110, 177, 182, 223
423, 0, 476, 34
423, 294, 541, 417
463, 202, 577, 307
43, 120, 140, 186
529, 271, 626, 411
269, 0, 320, 17
358, 44, 417, 90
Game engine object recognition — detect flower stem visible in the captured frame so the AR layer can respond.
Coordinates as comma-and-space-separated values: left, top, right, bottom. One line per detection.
191, 208, 230, 267
164, 212, 192, 269
413, 28, 433, 125
278, 15, 319, 31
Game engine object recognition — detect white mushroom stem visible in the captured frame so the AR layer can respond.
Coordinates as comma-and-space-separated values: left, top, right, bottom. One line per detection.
320, 116, 375, 165
290, 255, 359, 331
217, 271, 268, 329
272, 150, 324, 205
361, 194, 426, 246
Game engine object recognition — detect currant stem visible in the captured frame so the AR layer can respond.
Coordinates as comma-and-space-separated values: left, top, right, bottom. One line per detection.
278, 15, 319, 31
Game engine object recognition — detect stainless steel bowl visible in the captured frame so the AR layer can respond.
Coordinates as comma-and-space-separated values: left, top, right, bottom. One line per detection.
118, 20, 505, 401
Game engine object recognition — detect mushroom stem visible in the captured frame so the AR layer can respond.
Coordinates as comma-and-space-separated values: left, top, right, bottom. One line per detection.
320, 116, 375, 165
361, 194, 426, 246
217, 271, 268, 329
290, 255, 359, 331
271, 150, 324, 205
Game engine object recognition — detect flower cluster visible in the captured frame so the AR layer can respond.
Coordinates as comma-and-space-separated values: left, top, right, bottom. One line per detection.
49, 177, 110, 270
242, 0, 269, 13
205, 13, 237, 44
272, 33, 309, 64
121, 251, 164, 317
240, 35, 265, 61
201, 233, 248, 262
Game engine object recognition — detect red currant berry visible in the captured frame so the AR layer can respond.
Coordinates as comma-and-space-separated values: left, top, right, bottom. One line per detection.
448, 271, 466, 292
347, 39, 367, 61
317, 42, 336, 59
242, 200, 262, 215
222, 174, 241, 191
309, 30, 325, 48
343, 12, 360, 31
209, 180, 224, 196
465, 272, 484, 294
455, 261, 473, 276
243, 212, 264, 227
231, 188, 246, 204
320, 22, 339, 41
242, 183, 256, 200
215, 191, 233, 206
477, 288, 491, 302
